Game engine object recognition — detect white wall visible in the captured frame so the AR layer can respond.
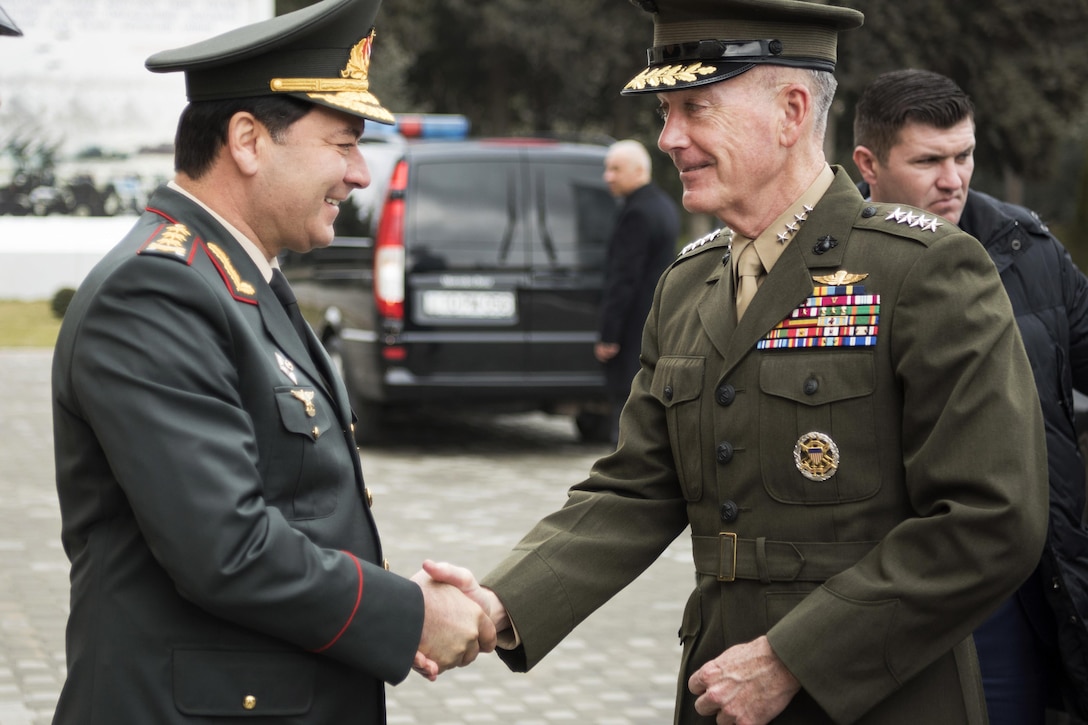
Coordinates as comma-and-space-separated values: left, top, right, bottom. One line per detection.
0, 0, 275, 156
0, 216, 134, 299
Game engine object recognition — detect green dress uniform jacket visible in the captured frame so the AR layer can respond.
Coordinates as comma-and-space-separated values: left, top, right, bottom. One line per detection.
51, 186, 424, 724
482, 167, 1049, 724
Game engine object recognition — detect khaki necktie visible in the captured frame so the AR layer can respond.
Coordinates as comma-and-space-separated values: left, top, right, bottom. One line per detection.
735, 243, 764, 321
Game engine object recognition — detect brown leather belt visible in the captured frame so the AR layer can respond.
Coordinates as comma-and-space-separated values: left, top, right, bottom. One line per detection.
691, 533, 878, 583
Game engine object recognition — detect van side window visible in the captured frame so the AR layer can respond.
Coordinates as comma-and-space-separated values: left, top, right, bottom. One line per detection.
533, 161, 616, 269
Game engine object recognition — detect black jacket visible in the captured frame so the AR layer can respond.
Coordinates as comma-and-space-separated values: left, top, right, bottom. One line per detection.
958, 189, 1088, 716
598, 182, 680, 391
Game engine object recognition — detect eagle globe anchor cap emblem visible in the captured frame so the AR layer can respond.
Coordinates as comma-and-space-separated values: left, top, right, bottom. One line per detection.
794, 431, 839, 482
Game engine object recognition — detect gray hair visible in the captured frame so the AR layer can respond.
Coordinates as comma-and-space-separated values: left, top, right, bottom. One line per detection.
607, 139, 653, 176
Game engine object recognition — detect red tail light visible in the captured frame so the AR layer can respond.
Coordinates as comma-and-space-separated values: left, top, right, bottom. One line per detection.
374, 160, 408, 320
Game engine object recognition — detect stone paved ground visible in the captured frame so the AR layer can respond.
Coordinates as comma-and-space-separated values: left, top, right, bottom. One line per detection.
0, 348, 691, 725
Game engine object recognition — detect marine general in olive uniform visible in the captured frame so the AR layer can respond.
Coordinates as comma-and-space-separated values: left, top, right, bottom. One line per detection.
50, 1, 493, 723
422, 0, 1049, 723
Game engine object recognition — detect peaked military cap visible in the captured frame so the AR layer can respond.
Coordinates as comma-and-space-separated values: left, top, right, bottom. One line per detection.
622, 0, 863, 95
0, 4, 22, 37
145, 0, 394, 124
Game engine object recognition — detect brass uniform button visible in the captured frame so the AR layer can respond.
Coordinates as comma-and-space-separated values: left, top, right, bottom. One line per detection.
366, 488, 374, 508
312, 426, 321, 439
243, 695, 257, 711
383, 558, 391, 571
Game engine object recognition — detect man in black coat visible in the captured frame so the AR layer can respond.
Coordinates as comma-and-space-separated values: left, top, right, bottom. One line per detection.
853, 68, 1088, 724
50, 1, 493, 723
595, 139, 680, 444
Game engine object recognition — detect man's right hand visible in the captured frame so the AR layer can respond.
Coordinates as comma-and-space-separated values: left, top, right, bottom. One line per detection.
420, 559, 510, 632
410, 567, 497, 680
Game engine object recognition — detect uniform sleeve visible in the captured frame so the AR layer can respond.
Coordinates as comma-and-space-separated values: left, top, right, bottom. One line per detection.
485, 272, 690, 670
766, 231, 1049, 723
62, 256, 424, 683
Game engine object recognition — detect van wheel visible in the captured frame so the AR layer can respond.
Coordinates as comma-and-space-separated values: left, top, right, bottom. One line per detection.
575, 411, 612, 444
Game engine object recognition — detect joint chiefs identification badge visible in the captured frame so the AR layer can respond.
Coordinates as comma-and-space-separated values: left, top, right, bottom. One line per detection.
794, 432, 839, 482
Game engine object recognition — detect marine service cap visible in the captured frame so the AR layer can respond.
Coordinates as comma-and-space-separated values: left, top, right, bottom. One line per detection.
622, 0, 863, 95
145, 0, 394, 125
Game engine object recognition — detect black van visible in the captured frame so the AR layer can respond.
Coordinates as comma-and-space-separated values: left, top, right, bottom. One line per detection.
280, 116, 619, 442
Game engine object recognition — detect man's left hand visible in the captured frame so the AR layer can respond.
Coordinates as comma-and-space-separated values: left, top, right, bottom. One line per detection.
688, 636, 800, 725
594, 342, 620, 363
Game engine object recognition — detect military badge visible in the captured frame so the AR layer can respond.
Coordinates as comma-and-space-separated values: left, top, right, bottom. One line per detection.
204, 242, 257, 304
794, 432, 839, 482
275, 350, 298, 384
139, 223, 197, 264
290, 388, 317, 418
678, 227, 731, 257
758, 273, 880, 350
884, 207, 942, 233
813, 270, 868, 286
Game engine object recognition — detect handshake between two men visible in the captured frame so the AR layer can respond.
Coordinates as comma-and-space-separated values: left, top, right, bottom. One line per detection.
410, 560, 506, 680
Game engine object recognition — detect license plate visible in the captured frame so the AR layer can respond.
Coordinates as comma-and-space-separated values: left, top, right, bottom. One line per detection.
420, 290, 517, 319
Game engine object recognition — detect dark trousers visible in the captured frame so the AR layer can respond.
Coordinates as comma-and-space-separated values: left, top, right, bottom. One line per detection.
975, 577, 1062, 725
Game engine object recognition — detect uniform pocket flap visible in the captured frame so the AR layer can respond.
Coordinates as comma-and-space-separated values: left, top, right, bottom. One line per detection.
173, 649, 315, 716
760, 353, 874, 405
274, 386, 332, 440
651, 356, 705, 408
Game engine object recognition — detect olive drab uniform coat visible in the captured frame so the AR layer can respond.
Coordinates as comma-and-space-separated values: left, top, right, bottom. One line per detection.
51, 186, 424, 725
482, 167, 1049, 724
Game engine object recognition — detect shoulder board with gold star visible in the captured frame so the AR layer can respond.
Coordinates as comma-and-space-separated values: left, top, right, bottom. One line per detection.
202, 241, 258, 305
138, 223, 198, 264
677, 227, 732, 259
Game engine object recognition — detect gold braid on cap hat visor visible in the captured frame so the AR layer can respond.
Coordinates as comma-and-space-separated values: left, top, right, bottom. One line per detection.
269, 30, 394, 124
624, 62, 718, 91
271, 30, 374, 92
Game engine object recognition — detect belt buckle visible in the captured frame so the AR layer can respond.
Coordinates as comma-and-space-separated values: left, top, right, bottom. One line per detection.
718, 532, 738, 582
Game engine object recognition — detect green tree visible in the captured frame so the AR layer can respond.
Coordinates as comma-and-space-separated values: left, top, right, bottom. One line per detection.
835, 0, 1088, 197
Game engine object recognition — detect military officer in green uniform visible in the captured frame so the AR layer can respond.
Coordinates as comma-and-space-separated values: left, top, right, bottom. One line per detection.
50, 1, 494, 723
421, 0, 1050, 722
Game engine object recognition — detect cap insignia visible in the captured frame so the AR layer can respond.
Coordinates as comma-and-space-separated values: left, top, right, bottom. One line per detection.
794, 432, 839, 482
624, 62, 717, 92
884, 207, 943, 233
205, 242, 257, 298
270, 30, 394, 125
271, 30, 373, 95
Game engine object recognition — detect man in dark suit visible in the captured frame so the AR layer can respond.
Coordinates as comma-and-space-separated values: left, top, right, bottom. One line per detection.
422, 0, 1049, 723
50, 1, 493, 723
595, 139, 680, 445
853, 68, 1088, 725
